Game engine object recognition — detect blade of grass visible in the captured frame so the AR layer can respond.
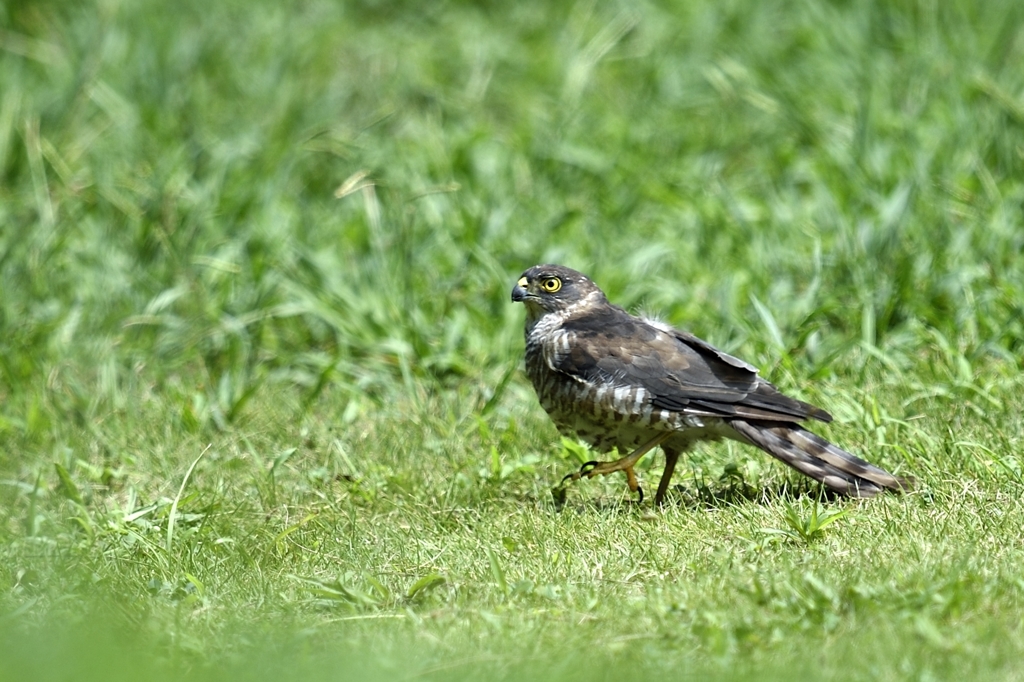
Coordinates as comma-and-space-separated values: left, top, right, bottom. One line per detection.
165, 444, 211, 555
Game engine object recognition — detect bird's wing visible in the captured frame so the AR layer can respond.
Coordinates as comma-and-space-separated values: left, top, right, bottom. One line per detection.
554, 306, 831, 424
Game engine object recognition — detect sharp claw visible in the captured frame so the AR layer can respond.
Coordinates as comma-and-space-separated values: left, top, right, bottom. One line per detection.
636, 486, 644, 504
561, 461, 599, 486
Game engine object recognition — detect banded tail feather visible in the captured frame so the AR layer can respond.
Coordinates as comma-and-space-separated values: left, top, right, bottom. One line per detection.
728, 419, 911, 497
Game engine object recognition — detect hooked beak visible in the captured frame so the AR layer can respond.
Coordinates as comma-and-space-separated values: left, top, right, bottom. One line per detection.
511, 276, 530, 303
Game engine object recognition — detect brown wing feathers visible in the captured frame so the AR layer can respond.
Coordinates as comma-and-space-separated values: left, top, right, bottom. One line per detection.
559, 307, 828, 424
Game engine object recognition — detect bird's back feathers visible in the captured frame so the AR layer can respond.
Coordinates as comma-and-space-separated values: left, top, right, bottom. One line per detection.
555, 304, 831, 425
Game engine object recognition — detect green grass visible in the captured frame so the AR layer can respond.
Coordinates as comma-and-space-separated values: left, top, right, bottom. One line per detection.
2, 0, 1024, 679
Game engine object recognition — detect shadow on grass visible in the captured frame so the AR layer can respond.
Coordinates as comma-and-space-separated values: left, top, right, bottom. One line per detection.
551, 473, 849, 514
667, 477, 848, 511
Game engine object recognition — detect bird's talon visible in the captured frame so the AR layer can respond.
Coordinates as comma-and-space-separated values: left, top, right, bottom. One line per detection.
636, 486, 644, 504
579, 460, 599, 476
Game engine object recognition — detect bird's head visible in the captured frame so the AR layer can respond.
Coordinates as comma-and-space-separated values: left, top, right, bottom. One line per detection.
511, 264, 605, 320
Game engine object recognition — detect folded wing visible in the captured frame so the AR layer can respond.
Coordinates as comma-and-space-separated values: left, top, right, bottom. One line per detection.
554, 306, 831, 424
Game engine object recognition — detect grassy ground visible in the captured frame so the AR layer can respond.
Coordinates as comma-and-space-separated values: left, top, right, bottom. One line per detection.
2, 0, 1024, 679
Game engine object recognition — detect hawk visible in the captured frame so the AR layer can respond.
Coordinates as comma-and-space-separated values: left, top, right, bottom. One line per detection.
511, 264, 909, 505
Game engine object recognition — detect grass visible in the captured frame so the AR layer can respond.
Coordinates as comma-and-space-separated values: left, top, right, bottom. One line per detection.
2, 0, 1024, 679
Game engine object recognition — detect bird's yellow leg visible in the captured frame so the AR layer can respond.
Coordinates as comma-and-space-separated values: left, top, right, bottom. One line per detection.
561, 432, 672, 502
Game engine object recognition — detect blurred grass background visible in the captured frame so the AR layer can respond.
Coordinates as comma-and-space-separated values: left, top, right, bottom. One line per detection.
2, 0, 1024, 680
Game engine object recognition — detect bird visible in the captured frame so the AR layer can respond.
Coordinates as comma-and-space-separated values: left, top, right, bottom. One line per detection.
510, 264, 910, 505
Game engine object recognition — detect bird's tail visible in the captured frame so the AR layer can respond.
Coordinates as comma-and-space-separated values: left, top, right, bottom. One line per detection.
727, 419, 911, 497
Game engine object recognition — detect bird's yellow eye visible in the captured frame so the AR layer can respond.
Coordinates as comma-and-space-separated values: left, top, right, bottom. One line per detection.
540, 277, 562, 293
